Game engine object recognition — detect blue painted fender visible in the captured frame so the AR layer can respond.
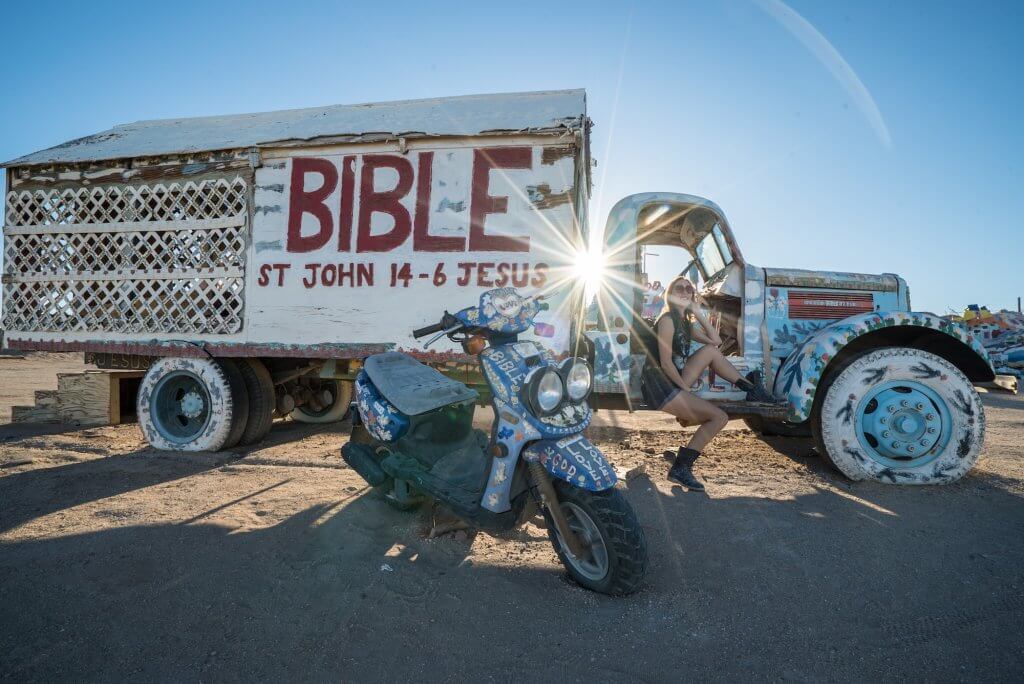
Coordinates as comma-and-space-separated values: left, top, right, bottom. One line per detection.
776, 311, 994, 422
522, 435, 617, 491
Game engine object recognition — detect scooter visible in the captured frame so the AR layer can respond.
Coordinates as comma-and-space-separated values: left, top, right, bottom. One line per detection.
341, 287, 648, 595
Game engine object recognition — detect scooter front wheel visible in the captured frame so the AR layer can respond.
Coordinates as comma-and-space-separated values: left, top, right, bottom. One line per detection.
543, 481, 648, 595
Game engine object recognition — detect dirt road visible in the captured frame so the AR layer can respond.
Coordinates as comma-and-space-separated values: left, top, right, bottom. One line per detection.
1, 354, 1022, 681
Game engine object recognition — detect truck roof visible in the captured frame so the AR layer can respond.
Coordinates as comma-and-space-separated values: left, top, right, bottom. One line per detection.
3, 89, 587, 167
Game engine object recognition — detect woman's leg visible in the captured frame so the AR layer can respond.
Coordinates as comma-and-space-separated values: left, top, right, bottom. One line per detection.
679, 346, 778, 402
679, 345, 742, 386
659, 391, 729, 490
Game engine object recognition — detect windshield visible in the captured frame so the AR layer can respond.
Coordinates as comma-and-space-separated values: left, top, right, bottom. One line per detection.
696, 231, 726, 276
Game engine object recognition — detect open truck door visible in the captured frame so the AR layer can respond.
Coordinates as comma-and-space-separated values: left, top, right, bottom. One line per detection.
587, 193, 782, 419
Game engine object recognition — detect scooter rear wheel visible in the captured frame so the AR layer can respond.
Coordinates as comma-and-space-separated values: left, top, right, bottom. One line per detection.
544, 480, 648, 595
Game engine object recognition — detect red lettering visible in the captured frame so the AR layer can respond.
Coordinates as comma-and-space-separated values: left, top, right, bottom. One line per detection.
258, 263, 272, 286
287, 158, 337, 253
321, 263, 337, 287
338, 156, 356, 251
303, 263, 320, 288
456, 262, 474, 286
494, 262, 510, 287
531, 262, 549, 287
511, 263, 529, 287
413, 151, 464, 252
357, 155, 413, 253
476, 262, 495, 286
469, 147, 532, 252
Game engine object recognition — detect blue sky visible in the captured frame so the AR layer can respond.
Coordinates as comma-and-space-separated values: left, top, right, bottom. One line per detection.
1, 0, 1020, 314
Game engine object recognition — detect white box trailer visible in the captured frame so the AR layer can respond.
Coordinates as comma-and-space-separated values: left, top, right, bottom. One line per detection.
2, 90, 592, 450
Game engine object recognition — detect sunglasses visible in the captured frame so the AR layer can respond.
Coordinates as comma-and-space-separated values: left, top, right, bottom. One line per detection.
673, 284, 694, 293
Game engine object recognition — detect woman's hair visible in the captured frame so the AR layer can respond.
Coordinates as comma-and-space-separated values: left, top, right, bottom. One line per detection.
660, 275, 695, 319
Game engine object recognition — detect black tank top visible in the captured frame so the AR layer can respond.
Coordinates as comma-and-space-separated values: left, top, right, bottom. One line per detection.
655, 310, 692, 367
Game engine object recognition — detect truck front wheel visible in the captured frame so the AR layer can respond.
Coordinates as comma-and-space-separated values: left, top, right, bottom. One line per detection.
813, 347, 985, 484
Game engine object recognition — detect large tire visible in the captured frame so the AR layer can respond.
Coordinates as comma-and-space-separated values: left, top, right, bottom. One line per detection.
743, 415, 812, 438
237, 359, 275, 445
290, 380, 353, 424
544, 480, 648, 595
217, 360, 250, 449
137, 357, 237, 452
813, 347, 985, 484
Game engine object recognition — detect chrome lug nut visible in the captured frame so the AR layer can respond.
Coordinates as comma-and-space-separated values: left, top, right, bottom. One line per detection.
901, 400, 909, 407
916, 403, 924, 410
880, 417, 888, 424
907, 446, 916, 453
927, 427, 936, 434
926, 413, 935, 421
920, 439, 929, 446
888, 405, 897, 413
891, 441, 901, 449
882, 431, 891, 438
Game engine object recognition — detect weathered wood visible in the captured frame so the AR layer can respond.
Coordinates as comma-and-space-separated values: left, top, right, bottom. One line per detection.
11, 404, 60, 423
55, 371, 140, 426
34, 390, 58, 408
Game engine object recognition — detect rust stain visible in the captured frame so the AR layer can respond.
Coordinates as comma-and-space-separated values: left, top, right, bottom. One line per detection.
541, 145, 574, 165
525, 183, 573, 210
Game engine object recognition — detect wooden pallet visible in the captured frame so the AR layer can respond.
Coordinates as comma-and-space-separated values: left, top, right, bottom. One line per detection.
11, 370, 145, 426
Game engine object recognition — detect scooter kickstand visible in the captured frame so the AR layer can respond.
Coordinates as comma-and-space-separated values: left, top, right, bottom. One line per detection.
528, 462, 587, 559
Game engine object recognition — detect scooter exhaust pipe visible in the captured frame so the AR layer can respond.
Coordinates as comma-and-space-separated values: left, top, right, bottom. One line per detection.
341, 443, 388, 487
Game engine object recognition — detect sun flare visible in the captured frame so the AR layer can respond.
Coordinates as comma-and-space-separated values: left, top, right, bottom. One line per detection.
573, 247, 607, 295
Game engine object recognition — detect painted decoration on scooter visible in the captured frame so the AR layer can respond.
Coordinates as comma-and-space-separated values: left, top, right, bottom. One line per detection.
481, 342, 591, 436
482, 396, 542, 513
522, 435, 617, 491
354, 370, 409, 442
776, 311, 993, 422
454, 287, 542, 335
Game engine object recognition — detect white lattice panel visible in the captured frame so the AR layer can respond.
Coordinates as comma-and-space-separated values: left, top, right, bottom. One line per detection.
3, 176, 248, 335
5, 177, 247, 226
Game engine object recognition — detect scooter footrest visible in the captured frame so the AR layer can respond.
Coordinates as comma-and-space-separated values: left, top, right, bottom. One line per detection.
380, 452, 482, 516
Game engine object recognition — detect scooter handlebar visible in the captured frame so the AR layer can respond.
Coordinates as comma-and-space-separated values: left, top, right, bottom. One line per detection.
412, 321, 445, 339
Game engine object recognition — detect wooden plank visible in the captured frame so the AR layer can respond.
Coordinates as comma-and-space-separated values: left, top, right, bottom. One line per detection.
11, 404, 60, 423
56, 372, 112, 426
34, 390, 58, 408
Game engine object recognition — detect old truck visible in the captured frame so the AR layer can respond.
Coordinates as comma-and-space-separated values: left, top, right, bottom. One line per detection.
1, 90, 592, 450
1, 90, 994, 485
591, 193, 994, 484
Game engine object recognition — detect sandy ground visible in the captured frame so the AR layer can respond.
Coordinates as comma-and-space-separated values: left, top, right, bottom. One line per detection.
1, 353, 1022, 681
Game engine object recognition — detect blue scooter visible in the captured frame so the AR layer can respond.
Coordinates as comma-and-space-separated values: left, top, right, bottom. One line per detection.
341, 287, 647, 595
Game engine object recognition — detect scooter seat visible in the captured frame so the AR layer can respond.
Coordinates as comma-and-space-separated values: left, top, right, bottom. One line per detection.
363, 352, 478, 416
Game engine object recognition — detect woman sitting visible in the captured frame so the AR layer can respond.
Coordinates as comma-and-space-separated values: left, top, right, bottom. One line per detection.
641, 275, 777, 491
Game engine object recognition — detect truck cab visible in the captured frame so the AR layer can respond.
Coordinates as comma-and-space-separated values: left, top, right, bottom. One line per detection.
590, 192, 994, 485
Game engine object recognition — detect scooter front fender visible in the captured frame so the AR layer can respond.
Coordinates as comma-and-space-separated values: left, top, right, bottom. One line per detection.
523, 435, 617, 491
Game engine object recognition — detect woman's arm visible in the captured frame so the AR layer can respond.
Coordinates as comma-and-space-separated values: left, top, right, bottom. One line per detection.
688, 300, 722, 346
657, 317, 690, 390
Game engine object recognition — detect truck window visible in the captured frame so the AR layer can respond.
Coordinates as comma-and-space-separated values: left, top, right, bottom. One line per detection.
712, 224, 733, 266
696, 232, 726, 277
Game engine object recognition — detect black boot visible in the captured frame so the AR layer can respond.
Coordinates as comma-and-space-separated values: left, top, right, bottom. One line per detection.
668, 447, 705, 491
736, 371, 779, 404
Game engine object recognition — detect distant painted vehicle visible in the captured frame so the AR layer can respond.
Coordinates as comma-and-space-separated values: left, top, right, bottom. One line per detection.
592, 193, 995, 485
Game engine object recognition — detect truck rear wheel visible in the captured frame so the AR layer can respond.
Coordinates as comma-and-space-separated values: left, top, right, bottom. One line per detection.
743, 415, 812, 438
237, 359, 275, 445
217, 360, 250, 449
137, 357, 239, 452
290, 380, 353, 424
813, 347, 985, 484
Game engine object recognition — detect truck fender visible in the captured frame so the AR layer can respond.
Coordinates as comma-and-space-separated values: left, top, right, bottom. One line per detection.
776, 311, 994, 422
522, 435, 617, 491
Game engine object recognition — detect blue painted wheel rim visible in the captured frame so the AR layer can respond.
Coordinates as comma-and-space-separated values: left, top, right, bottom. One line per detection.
854, 380, 952, 469
150, 371, 212, 444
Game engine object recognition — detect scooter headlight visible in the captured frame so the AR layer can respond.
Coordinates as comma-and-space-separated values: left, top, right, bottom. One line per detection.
563, 359, 592, 402
528, 368, 564, 415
